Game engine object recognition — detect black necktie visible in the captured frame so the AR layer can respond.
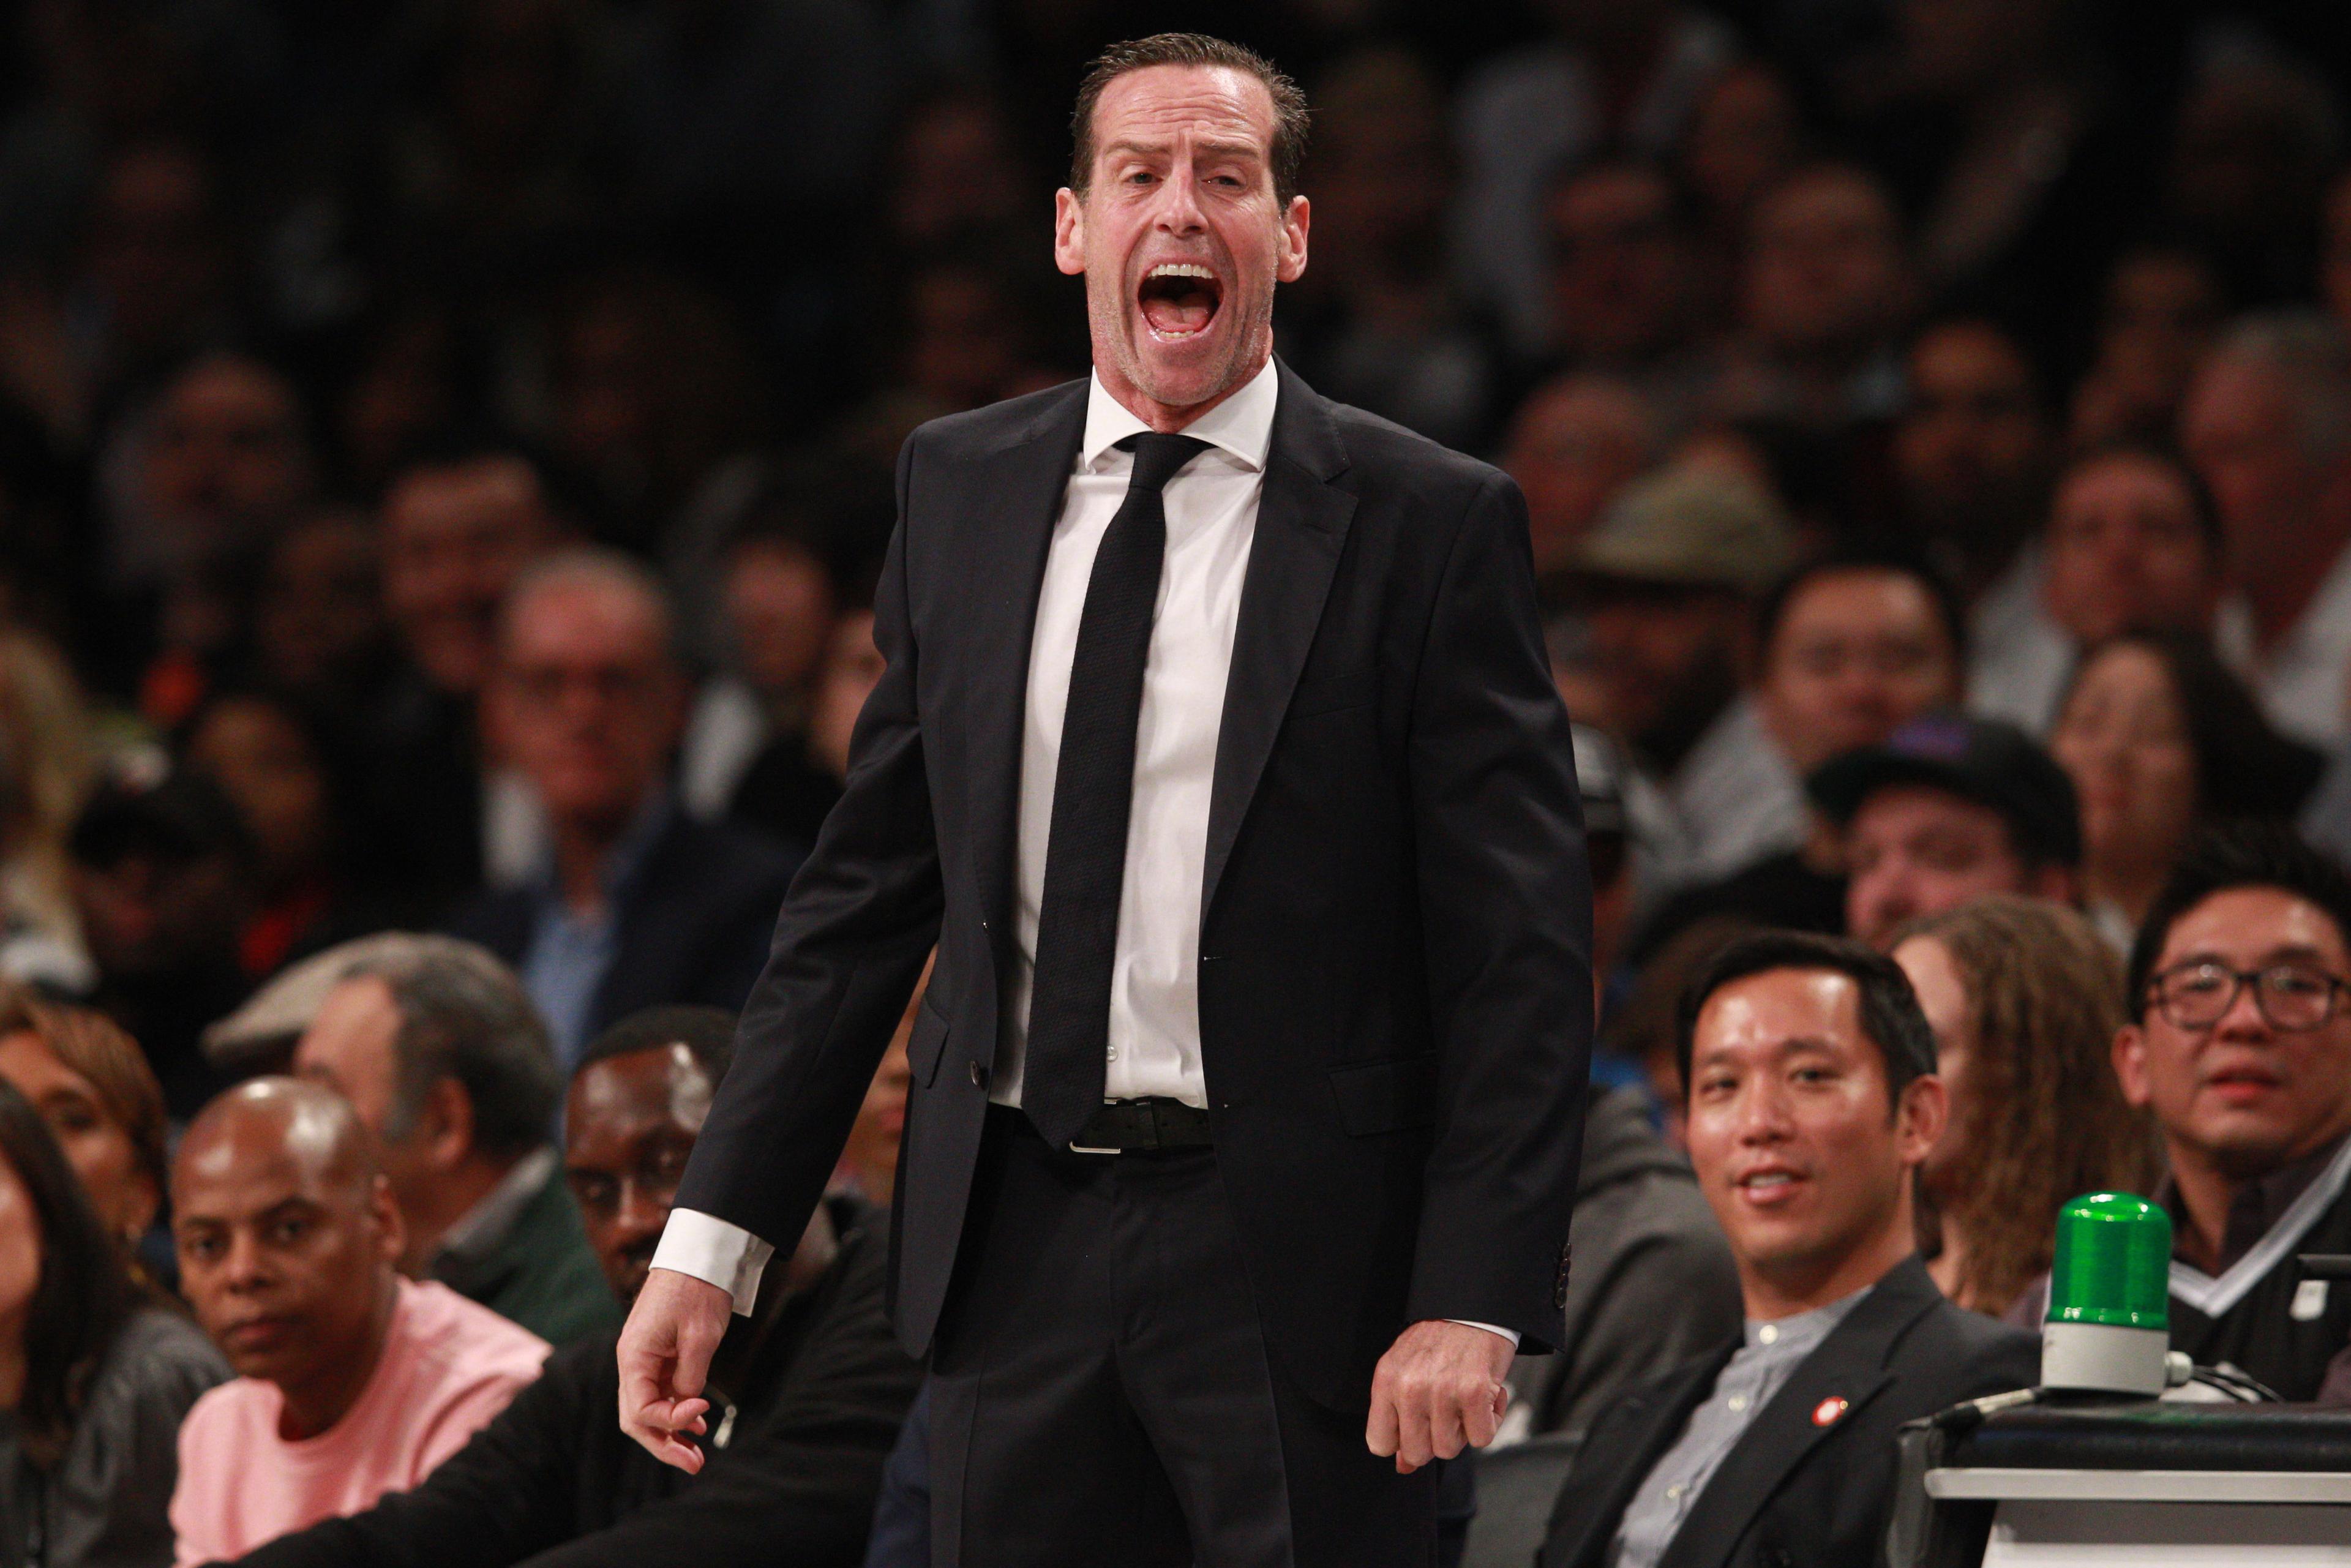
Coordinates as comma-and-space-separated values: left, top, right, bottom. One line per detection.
1022, 432, 1209, 1147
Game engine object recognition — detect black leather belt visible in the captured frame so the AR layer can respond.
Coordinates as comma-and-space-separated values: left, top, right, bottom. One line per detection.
1068, 1097, 1214, 1153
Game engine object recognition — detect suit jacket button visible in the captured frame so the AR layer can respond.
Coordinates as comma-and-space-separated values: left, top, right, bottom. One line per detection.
969, 1060, 989, 1089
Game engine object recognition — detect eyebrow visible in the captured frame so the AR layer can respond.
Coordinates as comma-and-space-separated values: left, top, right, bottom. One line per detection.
1100, 138, 1265, 163
2170, 944, 2334, 968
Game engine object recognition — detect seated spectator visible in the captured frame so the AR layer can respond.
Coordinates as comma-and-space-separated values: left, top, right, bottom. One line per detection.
2069, 246, 2225, 452
182, 688, 393, 981
293, 935, 617, 1344
804, 601, 885, 786
1565, 464, 1794, 887
1539, 932, 2038, 1568
2181, 313, 2351, 747
168, 1079, 549, 1564
452, 550, 801, 1067
1502, 374, 1657, 588
1810, 711, 2079, 947
0, 988, 168, 1263
1890, 897, 2160, 1316
69, 773, 258, 1119
1717, 163, 1914, 432
1977, 444, 2227, 733
0, 1076, 228, 1568
370, 449, 568, 911
223, 1006, 921, 1568
686, 482, 852, 846
2109, 824, 2351, 1401
1537, 162, 1707, 425
2050, 632, 2323, 947
1628, 551, 1963, 953
1895, 319, 2055, 618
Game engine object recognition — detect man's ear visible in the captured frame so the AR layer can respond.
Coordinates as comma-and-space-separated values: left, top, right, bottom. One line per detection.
2112, 1023, 2151, 1109
1895, 1071, 1947, 1166
1278, 193, 1310, 284
420, 1077, 477, 1169
1053, 187, 1087, 277
370, 1173, 407, 1265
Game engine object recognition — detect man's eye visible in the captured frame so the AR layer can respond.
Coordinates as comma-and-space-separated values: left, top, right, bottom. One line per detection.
270, 1218, 308, 1245
2270, 970, 2328, 997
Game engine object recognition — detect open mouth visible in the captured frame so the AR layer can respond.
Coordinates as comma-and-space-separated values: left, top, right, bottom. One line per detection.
1138, 262, 1223, 341
1733, 1169, 1806, 1206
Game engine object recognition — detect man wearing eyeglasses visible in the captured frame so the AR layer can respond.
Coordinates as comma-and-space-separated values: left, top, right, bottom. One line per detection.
2113, 821, 2351, 1400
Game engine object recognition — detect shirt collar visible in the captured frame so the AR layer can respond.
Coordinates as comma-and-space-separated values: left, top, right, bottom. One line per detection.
433, 1145, 558, 1267
1077, 356, 1280, 474
1741, 1283, 1872, 1351
531, 789, 673, 911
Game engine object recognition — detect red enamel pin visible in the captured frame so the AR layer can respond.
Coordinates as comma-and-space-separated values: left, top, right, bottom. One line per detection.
1811, 1397, 1848, 1427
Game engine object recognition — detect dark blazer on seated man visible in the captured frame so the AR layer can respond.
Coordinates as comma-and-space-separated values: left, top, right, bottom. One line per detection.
446, 805, 801, 1062
1539, 1257, 2038, 1568
1541, 929, 2041, 1568
223, 1195, 915, 1568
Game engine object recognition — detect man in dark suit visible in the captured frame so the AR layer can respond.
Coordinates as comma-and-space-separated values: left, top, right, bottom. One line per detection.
1541, 931, 2039, 1568
446, 548, 801, 1068
616, 31, 1592, 1568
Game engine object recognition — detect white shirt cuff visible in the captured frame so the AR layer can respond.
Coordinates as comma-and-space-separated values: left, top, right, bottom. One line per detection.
1447, 1319, 1521, 1349
650, 1209, 774, 1317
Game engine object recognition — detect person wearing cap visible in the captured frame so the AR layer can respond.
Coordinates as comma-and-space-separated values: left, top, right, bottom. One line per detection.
1809, 710, 2080, 948
1565, 463, 1798, 888
1539, 930, 2038, 1568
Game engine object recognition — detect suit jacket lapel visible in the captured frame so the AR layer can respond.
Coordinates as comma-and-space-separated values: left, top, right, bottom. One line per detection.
1544, 1349, 1736, 1568
1652, 1259, 1945, 1568
964, 382, 1087, 962
1202, 361, 1357, 916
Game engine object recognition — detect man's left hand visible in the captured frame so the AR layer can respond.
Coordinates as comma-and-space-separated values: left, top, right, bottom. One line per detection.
1365, 1319, 1514, 1474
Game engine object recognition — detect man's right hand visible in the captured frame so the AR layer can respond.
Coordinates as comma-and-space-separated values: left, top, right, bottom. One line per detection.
617, 1266, 735, 1472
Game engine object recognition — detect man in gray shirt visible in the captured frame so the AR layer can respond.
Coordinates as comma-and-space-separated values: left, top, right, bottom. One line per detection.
1542, 931, 2039, 1568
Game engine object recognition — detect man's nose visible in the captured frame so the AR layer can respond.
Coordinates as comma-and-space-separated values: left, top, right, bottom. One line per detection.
1151, 164, 1207, 234
614, 1181, 671, 1247
222, 1232, 274, 1291
1732, 1079, 1794, 1142
2212, 978, 2274, 1040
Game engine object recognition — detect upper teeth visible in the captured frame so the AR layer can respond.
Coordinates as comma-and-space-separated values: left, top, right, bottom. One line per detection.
1743, 1173, 1794, 1187
1149, 263, 1214, 280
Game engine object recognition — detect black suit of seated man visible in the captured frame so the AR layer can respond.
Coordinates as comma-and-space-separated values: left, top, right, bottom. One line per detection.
1542, 933, 2039, 1568
222, 1008, 920, 1568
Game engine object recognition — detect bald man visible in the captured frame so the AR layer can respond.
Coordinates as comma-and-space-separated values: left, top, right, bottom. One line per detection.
168, 1079, 549, 1566
449, 547, 802, 1067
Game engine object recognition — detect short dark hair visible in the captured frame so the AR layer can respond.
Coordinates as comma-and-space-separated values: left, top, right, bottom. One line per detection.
576, 1005, 737, 1084
1071, 34, 1310, 203
0, 1078, 134, 1465
2057, 439, 2223, 546
1676, 930, 1939, 1108
1755, 544, 1967, 670
2126, 822, 2351, 1017
341, 938, 561, 1160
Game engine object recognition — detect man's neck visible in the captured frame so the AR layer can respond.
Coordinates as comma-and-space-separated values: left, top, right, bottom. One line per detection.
1740, 1210, 1916, 1321
2167, 1122, 2351, 1275
277, 1274, 399, 1441
1093, 347, 1271, 435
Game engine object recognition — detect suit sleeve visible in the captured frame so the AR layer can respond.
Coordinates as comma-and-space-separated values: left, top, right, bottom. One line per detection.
1402, 469, 1594, 1349
671, 434, 946, 1251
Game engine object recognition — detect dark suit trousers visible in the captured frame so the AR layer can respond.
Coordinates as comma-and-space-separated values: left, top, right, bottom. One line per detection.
927, 1106, 1437, 1567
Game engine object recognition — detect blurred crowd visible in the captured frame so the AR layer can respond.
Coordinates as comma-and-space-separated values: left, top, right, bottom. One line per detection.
4, 0, 2351, 1563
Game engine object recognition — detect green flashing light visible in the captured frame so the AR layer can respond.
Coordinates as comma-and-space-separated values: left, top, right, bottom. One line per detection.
2047, 1191, 2171, 1330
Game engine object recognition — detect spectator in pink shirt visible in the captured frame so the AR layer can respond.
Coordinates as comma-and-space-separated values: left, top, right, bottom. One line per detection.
166, 1079, 548, 1566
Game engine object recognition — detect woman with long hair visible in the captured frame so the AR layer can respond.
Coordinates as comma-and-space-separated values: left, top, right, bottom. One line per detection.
2050, 629, 2323, 947
0, 988, 167, 1248
1891, 896, 2162, 1315
0, 1076, 225, 1566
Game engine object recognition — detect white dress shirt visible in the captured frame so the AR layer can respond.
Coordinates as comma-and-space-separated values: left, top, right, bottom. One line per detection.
653, 362, 1513, 1346
2212, 541, 2351, 747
